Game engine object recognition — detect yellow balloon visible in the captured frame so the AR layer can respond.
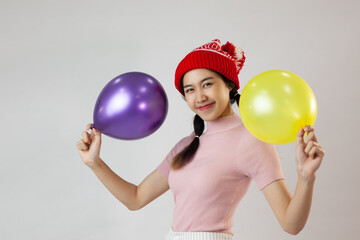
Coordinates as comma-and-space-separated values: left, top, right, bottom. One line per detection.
239, 70, 317, 144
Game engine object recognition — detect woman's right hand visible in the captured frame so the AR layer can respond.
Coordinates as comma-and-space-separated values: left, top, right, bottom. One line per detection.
76, 123, 102, 168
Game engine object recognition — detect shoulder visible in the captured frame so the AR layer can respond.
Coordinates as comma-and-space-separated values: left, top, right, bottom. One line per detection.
233, 119, 278, 159
171, 132, 195, 152
226, 116, 259, 147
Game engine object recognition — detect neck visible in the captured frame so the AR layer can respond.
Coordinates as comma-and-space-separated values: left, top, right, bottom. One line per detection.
218, 104, 234, 118
205, 113, 240, 134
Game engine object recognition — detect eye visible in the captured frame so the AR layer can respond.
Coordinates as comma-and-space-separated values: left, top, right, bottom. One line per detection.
185, 88, 193, 94
203, 82, 213, 87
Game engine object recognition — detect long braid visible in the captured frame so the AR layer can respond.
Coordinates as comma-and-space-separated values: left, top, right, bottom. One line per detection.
171, 114, 204, 170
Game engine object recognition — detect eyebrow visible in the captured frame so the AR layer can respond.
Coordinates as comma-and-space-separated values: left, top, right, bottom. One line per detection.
183, 77, 214, 89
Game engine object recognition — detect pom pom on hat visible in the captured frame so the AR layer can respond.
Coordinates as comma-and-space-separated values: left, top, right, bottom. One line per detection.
175, 39, 246, 95
221, 41, 245, 74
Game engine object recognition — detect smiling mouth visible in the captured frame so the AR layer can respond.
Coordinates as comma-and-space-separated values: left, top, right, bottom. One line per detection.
197, 102, 215, 111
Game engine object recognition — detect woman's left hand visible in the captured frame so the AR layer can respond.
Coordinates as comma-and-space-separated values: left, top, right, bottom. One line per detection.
295, 125, 325, 181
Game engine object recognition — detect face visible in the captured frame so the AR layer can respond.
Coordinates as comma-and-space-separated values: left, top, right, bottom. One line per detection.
182, 68, 234, 121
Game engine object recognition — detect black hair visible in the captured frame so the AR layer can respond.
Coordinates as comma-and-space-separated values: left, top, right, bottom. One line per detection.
171, 73, 240, 170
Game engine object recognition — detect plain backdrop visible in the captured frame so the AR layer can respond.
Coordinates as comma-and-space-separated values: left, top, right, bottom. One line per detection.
1, 0, 359, 239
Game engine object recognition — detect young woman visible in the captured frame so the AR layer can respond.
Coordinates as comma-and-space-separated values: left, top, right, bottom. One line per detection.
76, 39, 325, 240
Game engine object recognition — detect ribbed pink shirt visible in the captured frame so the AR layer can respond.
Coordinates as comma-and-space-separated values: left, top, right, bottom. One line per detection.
157, 114, 284, 235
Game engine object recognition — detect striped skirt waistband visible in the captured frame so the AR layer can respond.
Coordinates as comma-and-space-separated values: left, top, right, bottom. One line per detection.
165, 227, 233, 240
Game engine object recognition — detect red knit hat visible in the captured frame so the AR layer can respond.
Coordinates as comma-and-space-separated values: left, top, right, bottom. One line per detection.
175, 39, 245, 95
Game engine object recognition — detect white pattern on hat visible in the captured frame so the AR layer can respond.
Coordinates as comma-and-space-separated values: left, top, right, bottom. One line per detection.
192, 39, 244, 73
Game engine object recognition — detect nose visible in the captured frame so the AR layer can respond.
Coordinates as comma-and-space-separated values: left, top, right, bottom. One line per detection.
196, 89, 207, 103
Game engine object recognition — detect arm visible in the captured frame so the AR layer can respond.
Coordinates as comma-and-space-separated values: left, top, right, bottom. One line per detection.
76, 123, 169, 211
262, 177, 315, 235
90, 161, 169, 211
261, 125, 325, 235
135, 169, 170, 210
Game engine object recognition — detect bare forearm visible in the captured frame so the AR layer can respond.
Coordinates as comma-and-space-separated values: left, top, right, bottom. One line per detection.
89, 158, 138, 210
283, 175, 315, 234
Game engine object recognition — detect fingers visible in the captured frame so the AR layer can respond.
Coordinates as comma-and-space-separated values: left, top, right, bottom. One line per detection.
296, 127, 305, 144
304, 141, 319, 154
85, 123, 99, 142
308, 144, 325, 159
304, 125, 314, 132
304, 125, 318, 144
76, 123, 101, 152
76, 124, 93, 151
76, 139, 89, 151
86, 123, 93, 130
82, 131, 91, 144
304, 136, 325, 159
304, 131, 314, 144
297, 125, 318, 144
92, 126, 101, 139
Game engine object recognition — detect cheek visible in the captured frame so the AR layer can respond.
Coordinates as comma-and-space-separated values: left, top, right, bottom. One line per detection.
216, 90, 230, 104
185, 95, 195, 108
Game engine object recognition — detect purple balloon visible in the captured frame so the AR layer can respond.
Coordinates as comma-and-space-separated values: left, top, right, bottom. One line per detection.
92, 72, 168, 140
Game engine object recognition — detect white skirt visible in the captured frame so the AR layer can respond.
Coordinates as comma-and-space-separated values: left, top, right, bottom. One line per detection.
165, 227, 233, 240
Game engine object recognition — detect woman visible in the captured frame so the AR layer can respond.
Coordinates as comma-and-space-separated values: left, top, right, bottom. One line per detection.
76, 39, 325, 240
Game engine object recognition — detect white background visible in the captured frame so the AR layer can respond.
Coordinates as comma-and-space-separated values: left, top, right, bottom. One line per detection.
1, 0, 359, 239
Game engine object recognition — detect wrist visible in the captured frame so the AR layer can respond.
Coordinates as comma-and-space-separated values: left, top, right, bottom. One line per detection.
297, 170, 316, 184
87, 157, 104, 170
